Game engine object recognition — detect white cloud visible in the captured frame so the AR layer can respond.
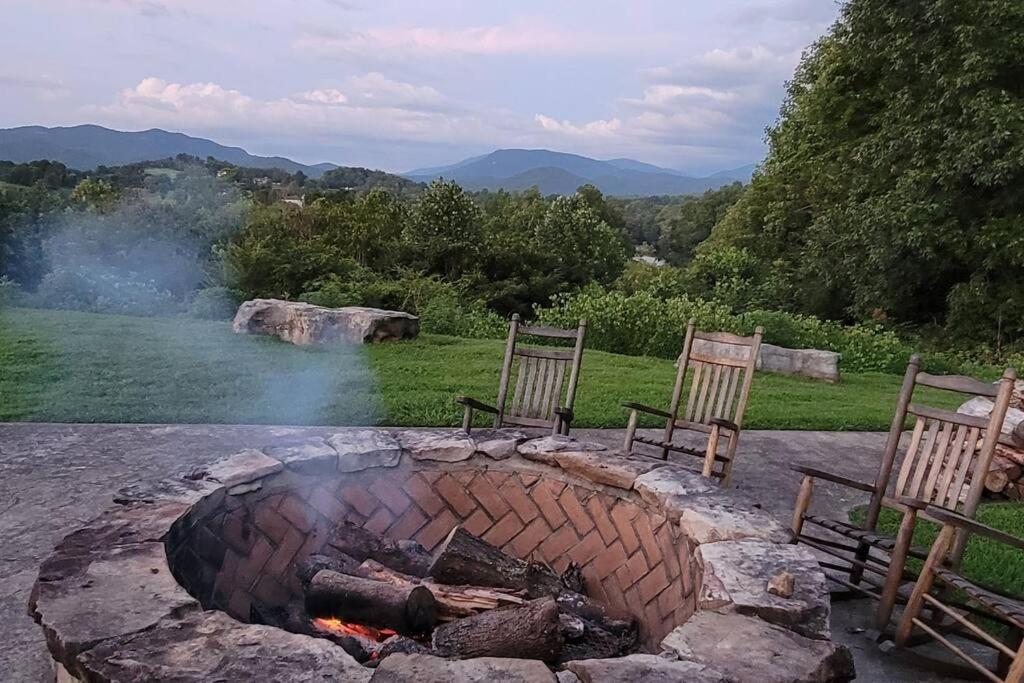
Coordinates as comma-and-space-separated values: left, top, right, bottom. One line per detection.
91, 75, 501, 147
534, 114, 621, 137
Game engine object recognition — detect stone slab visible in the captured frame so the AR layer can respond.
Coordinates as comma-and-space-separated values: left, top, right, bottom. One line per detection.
661, 611, 855, 683
29, 542, 200, 672
552, 450, 666, 490
203, 448, 283, 488
78, 609, 372, 682
677, 495, 788, 544
327, 430, 402, 472
472, 429, 527, 460
632, 466, 718, 515
518, 436, 607, 466
566, 654, 726, 682
371, 653, 556, 682
399, 430, 476, 462
263, 438, 339, 474
698, 539, 831, 640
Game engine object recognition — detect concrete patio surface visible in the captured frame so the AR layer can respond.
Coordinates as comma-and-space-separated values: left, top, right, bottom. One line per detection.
0, 423, 955, 681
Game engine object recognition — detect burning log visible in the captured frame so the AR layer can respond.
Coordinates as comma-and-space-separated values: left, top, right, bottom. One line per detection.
428, 526, 563, 597
355, 559, 527, 621
305, 569, 438, 635
328, 522, 432, 577
431, 597, 563, 663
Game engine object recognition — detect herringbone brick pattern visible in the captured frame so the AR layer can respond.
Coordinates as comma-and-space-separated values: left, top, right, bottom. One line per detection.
179, 465, 699, 647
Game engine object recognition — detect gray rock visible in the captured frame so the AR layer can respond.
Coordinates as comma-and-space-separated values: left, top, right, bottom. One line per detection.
566, 654, 726, 682
632, 467, 717, 515
518, 436, 607, 465
399, 430, 476, 462
233, 298, 418, 345
660, 611, 856, 682
327, 430, 402, 472
556, 670, 582, 683
688, 339, 840, 384
371, 653, 556, 682
698, 539, 831, 640
677, 495, 788, 544
203, 448, 283, 488
472, 429, 528, 460
959, 395, 1024, 437
29, 543, 199, 672
264, 438, 339, 474
78, 610, 372, 682
552, 450, 666, 490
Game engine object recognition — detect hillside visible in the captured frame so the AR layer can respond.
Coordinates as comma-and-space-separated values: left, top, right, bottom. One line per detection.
405, 149, 748, 197
0, 125, 339, 178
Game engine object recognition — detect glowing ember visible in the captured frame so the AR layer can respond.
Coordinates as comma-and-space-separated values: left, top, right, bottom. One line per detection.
312, 617, 397, 643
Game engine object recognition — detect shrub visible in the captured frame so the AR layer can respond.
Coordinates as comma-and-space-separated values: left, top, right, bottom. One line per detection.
186, 287, 242, 320
534, 288, 918, 372
35, 266, 180, 317
0, 276, 24, 308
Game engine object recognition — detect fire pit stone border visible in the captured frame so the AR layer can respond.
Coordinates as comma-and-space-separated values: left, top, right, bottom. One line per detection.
30, 429, 854, 682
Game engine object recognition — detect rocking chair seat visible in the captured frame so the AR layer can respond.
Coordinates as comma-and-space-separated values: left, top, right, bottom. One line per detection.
933, 566, 1024, 627
804, 515, 929, 560
632, 434, 728, 462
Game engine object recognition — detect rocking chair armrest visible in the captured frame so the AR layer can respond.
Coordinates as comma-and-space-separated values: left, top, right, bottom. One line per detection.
553, 406, 574, 420
924, 506, 1024, 552
895, 495, 928, 511
791, 465, 876, 493
708, 417, 739, 433
621, 402, 673, 419
455, 396, 499, 414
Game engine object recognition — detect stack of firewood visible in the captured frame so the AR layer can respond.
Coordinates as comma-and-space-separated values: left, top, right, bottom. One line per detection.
959, 380, 1024, 499
253, 522, 637, 667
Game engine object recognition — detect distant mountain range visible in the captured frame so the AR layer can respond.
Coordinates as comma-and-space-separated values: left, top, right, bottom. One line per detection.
0, 125, 756, 195
0, 125, 338, 178
406, 149, 754, 197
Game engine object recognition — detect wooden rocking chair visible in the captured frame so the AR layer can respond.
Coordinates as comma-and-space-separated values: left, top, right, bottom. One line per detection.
457, 314, 586, 436
896, 506, 1024, 683
791, 355, 1017, 630
621, 319, 763, 486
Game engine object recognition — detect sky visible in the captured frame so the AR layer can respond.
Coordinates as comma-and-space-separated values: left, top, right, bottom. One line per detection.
0, 0, 841, 175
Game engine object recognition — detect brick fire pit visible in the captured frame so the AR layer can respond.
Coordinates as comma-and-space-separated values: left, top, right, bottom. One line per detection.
29, 429, 854, 682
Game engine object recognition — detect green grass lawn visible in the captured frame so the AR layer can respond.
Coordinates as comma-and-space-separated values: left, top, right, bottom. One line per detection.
850, 504, 1024, 604
0, 307, 962, 429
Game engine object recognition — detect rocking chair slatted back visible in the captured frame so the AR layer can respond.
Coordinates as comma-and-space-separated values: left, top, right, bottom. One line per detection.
497, 314, 586, 434
675, 323, 762, 430
892, 403, 999, 513
868, 359, 1017, 531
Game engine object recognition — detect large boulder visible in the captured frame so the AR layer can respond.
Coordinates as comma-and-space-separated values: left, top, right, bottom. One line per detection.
233, 298, 419, 345
689, 339, 841, 383
371, 653, 556, 682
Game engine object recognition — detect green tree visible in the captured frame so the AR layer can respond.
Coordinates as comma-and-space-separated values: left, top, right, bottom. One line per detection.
405, 180, 482, 280
659, 183, 745, 265
704, 0, 1024, 342
71, 178, 120, 212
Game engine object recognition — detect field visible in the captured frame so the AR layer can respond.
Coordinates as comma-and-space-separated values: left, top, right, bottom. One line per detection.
0, 307, 962, 429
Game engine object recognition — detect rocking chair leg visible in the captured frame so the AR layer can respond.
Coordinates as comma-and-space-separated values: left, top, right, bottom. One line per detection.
623, 411, 638, 453
703, 426, 721, 480
461, 406, 473, 434
877, 507, 918, 629
792, 475, 814, 539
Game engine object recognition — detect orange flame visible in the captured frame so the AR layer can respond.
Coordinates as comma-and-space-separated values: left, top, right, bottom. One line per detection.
312, 617, 397, 643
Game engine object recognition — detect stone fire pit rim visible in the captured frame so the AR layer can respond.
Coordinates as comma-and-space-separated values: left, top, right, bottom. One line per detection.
29, 427, 851, 682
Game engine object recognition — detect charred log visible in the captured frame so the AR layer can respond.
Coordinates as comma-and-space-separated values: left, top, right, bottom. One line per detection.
305, 569, 437, 635
428, 526, 562, 597
431, 597, 562, 663
327, 522, 432, 577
